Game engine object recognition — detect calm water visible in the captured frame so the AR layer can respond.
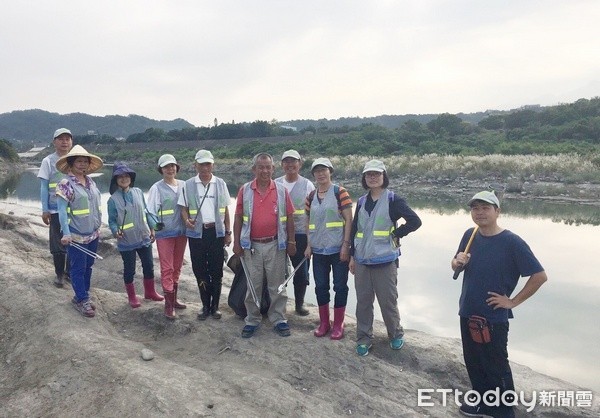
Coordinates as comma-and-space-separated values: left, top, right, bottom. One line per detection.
3, 167, 599, 392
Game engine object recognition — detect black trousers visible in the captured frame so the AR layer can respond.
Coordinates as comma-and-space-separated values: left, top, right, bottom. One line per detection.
460, 316, 515, 417
289, 233, 309, 287
49, 213, 68, 277
188, 228, 225, 308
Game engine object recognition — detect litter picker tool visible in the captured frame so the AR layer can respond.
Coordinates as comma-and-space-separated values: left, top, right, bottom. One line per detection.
70, 242, 103, 260
452, 226, 479, 280
119, 209, 127, 234
277, 256, 308, 294
239, 256, 261, 308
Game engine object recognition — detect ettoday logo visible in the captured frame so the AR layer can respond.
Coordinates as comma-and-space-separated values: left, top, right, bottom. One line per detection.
417, 388, 594, 412
418, 388, 535, 412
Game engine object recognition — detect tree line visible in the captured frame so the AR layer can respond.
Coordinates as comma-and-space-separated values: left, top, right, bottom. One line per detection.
3, 97, 599, 160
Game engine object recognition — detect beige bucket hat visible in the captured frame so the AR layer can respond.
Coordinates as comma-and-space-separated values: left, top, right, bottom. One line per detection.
55, 145, 104, 174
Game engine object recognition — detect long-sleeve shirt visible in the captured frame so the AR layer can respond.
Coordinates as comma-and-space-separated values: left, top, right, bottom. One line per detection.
350, 191, 422, 255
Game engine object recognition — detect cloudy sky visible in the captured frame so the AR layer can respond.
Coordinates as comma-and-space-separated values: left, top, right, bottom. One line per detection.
2, 1, 599, 126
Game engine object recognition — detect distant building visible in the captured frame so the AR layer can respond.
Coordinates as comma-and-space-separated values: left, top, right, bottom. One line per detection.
280, 125, 298, 132
17, 146, 47, 159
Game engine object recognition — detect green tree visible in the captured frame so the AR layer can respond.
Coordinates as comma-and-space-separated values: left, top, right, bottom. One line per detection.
478, 114, 504, 130
0, 138, 20, 162
426, 113, 465, 136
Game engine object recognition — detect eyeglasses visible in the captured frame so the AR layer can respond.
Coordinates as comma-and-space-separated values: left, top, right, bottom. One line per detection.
365, 172, 383, 177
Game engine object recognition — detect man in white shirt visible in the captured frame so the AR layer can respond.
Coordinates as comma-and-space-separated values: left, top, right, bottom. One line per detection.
37, 128, 73, 287
275, 150, 315, 315
179, 150, 232, 320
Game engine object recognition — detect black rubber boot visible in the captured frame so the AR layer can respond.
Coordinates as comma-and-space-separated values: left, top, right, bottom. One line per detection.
53, 253, 66, 288
210, 279, 222, 319
294, 284, 309, 316
197, 280, 211, 320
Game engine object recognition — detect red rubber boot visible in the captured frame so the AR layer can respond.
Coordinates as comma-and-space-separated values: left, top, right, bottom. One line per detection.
143, 278, 164, 301
330, 307, 345, 340
125, 283, 141, 308
314, 304, 330, 337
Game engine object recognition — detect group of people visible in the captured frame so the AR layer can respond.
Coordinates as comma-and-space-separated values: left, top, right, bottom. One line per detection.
39, 128, 547, 418
40, 132, 231, 321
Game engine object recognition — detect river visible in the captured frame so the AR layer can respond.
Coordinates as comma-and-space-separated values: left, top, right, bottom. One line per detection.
2, 167, 599, 392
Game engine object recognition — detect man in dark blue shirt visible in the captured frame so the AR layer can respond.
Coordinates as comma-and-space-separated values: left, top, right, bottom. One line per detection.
451, 191, 547, 418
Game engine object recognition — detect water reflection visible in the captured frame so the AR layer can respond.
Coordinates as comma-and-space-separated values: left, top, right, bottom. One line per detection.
11, 167, 600, 226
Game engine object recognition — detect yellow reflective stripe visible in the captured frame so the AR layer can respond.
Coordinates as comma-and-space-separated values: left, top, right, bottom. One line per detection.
49, 182, 57, 188
325, 221, 343, 228
279, 216, 287, 222
71, 209, 90, 215
189, 209, 198, 215
309, 224, 315, 230
243, 215, 249, 222
122, 223, 134, 230
219, 207, 226, 214
356, 232, 364, 238
293, 209, 304, 215
159, 209, 174, 216
373, 230, 389, 237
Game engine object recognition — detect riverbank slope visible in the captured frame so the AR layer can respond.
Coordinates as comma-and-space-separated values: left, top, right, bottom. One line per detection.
0, 201, 597, 417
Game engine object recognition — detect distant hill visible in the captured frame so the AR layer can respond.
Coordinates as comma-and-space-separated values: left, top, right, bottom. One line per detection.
0, 109, 196, 144
283, 110, 498, 130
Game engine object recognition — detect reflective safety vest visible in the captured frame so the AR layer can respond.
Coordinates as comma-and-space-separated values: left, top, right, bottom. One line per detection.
183, 176, 228, 239
308, 185, 345, 255
47, 153, 65, 211
153, 179, 186, 239
354, 189, 399, 265
65, 176, 102, 236
109, 188, 151, 251
275, 175, 310, 236
239, 181, 288, 250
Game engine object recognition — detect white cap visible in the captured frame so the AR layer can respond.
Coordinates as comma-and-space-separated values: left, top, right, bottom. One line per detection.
157, 154, 180, 173
53, 128, 72, 139
195, 149, 214, 164
158, 154, 178, 167
362, 159, 386, 173
311, 157, 334, 172
468, 191, 500, 208
281, 149, 301, 161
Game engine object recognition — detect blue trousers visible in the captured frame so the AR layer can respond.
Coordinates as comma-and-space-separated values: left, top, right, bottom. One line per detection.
312, 252, 349, 308
119, 244, 154, 284
68, 238, 98, 302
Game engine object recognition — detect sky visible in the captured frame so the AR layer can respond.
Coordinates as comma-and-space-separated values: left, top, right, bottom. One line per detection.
2, 1, 599, 127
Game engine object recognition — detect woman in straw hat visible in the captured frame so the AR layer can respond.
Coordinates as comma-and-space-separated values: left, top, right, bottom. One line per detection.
108, 162, 164, 308
349, 159, 422, 357
55, 145, 104, 318
147, 154, 188, 319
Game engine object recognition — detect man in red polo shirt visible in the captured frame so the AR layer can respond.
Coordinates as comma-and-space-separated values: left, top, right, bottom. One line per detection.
233, 153, 296, 338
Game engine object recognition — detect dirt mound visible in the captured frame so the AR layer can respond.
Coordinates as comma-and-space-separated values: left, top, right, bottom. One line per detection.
0, 202, 597, 417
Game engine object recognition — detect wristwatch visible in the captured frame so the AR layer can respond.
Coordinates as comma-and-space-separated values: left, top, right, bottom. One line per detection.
225, 230, 232, 236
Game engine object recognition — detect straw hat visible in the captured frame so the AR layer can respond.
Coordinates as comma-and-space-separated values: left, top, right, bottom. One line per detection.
55, 145, 104, 174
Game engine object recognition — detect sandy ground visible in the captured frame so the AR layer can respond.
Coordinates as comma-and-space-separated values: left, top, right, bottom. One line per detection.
0, 200, 597, 417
